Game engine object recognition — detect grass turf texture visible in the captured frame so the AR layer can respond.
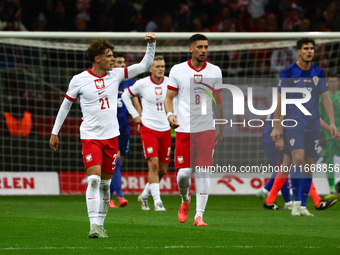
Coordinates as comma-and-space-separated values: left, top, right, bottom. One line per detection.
0, 195, 339, 255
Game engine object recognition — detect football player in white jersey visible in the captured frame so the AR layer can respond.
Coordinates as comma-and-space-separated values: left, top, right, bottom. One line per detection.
49, 33, 156, 238
164, 34, 224, 226
122, 56, 171, 211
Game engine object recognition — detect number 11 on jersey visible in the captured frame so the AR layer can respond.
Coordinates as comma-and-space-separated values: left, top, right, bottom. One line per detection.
156, 102, 163, 111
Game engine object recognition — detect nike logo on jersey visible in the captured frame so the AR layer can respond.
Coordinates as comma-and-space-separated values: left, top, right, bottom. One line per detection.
88, 197, 97, 200
294, 79, 300, 83
98, 91, 105, 95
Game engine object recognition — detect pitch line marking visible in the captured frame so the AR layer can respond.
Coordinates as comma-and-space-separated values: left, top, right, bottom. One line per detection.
1, 245, 340, 250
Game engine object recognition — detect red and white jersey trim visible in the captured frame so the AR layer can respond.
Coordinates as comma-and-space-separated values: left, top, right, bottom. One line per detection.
124, 76, 170, 131
168, 60, 222, 133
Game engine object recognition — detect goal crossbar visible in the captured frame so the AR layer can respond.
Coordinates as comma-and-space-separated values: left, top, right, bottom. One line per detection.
1, 31, 340, 40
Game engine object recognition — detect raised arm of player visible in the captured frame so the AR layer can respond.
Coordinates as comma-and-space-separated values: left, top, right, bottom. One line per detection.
49, 97, 74, 151
321, 91, 337, 137
126, 33, 156, 79
164, 88, 179, 129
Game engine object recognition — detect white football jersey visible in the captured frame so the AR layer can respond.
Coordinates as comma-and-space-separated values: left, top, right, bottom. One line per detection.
51, 42, 156, 139
168, 60, 222, 133
66, 67, 127, 139
128, 76, 170, 131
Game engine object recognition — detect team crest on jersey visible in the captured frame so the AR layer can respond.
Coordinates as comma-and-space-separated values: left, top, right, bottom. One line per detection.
86, 153, 93, 162
194, 74, 203, 84
312, 76, 319, 86
155, 87, 162, 95
147, 147, 153, 154
290, 139, 295, 147
177, 156, 184, 163
94, 79, 105, 89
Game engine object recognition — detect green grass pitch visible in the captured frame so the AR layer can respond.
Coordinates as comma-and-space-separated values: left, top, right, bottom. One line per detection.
0, 195, 339, 255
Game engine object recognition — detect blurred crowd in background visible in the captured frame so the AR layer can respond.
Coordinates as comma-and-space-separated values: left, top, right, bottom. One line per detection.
2, 0, 340, 174
1, 0, 340, 33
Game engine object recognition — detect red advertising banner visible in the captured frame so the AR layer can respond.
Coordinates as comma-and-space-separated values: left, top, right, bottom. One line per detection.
59, 171, 88, 195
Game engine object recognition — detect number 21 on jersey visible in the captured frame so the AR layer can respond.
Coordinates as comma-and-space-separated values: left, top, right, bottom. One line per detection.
100, 97, 110, 109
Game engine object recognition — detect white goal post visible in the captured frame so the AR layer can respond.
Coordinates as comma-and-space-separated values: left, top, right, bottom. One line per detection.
1, 31, 340, 39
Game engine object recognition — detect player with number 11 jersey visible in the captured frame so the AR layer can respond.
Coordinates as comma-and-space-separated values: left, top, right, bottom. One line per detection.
126, 75, 170, 131
122, 56, 171, 211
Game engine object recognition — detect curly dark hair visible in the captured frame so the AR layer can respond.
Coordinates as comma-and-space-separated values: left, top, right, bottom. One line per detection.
86, 39, 114, 62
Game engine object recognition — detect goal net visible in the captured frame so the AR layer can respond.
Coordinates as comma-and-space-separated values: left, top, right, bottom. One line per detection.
1, 32, 339, 194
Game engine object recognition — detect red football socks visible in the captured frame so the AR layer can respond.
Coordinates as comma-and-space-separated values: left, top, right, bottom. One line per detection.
309, 181, 321, 207
265, 171, 288, 204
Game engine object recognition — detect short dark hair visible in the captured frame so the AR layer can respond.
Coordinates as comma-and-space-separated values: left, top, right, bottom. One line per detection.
114, 53, 125, 59
327, 73, 338, 78
86, 39, 114, 62
189, 34, 208, 45
296, 37, 315, 50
